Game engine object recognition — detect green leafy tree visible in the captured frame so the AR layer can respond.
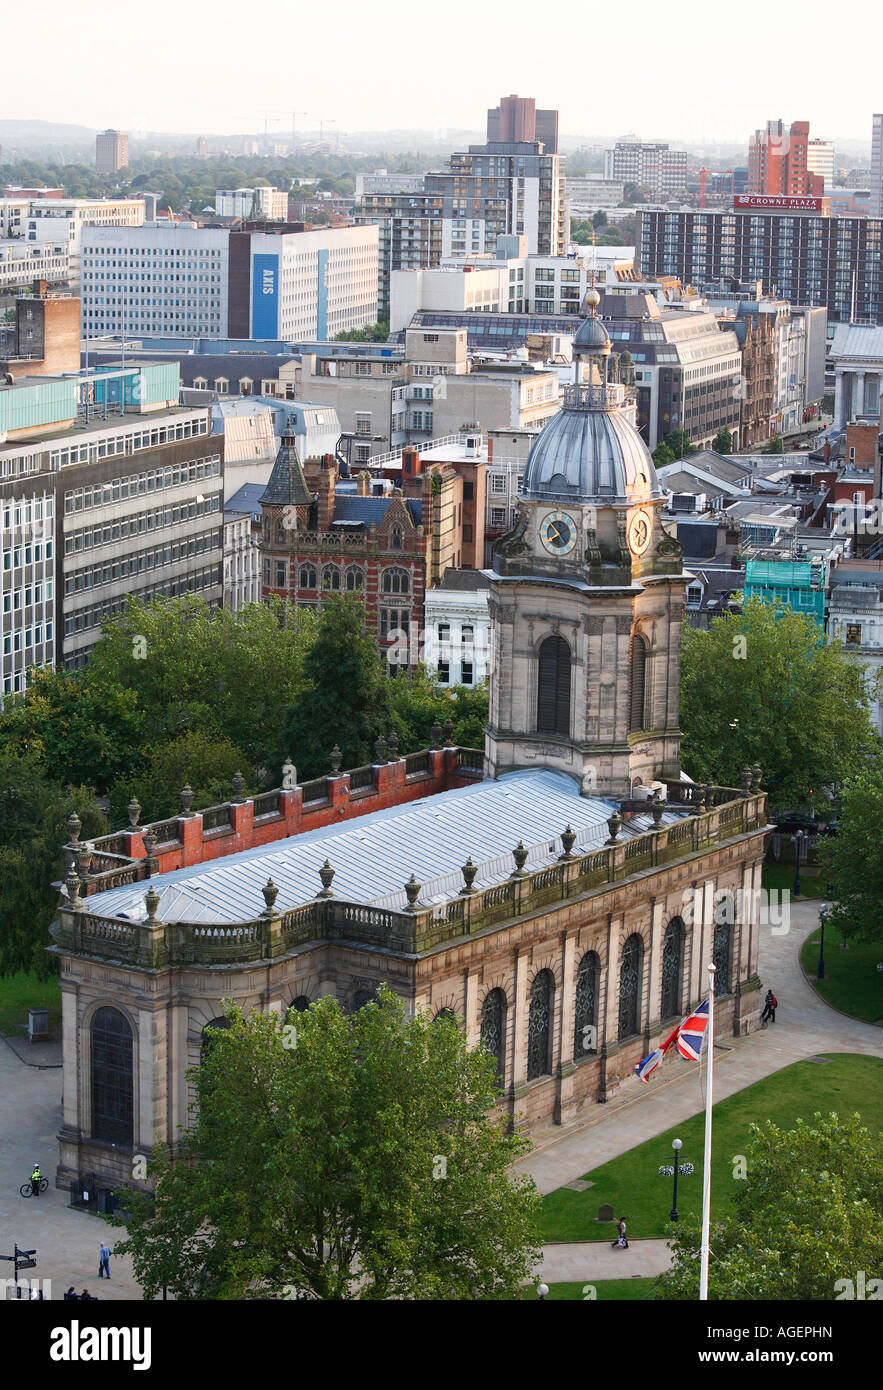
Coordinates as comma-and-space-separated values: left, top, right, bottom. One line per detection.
108, 731, 255, 827
712, 427, 733, 454
0, 667, 145, 793
652, 442, 676, 466
334, 320, 390, 343
820, 771, 883, 942
389, 667, 488, 752
592, 210, 608, 229
109, 990, 542, 1300
680, 598, 881, 813
0, 752, 106, 978
655, 1112, 883, 1300
764, 433, 785, 454
662, 429, 697, 460
278, 596, 394, 777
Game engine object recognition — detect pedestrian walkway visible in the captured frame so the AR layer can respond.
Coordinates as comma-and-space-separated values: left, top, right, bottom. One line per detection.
0, 1037, 141, 1301
540, 1238, 670, 1282
525, 901, 882, 1284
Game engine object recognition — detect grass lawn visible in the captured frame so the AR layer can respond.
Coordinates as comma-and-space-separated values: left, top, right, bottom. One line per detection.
800, 921, 883, 1024
540, 1053, 883, 1244
0, 972, 62, 1038
761, 863, 829, 900
526, 1277, 657, 1301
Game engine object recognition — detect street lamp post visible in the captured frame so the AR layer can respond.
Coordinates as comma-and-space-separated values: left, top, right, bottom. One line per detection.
670, 1138, 682, 1222
793, 829, 806, 898
537, 1282, 550, 1301
818, 903, 829, 981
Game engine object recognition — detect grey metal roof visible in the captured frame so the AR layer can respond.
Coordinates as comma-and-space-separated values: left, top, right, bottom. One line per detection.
522, 404, 662, 506
331, 495, 391, 527
438, 568, 491, 591
82, 770, 688, 927
225, 483, 268, 521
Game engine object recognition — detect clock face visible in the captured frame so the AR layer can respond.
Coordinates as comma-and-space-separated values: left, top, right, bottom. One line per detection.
540, 510, 578, 556
628, 510, 652, 557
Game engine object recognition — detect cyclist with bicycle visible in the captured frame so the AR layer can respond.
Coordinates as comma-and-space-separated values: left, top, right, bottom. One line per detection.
30, 1164, 42, 1196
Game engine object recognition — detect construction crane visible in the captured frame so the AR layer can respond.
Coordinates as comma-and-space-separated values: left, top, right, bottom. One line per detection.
291, 110, 310, 149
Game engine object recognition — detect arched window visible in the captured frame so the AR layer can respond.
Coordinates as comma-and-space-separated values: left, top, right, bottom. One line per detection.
322, 564, 341, 591
713, 897, 733, 996
351, 989, 375, 1013
480, 988, 507, 1083
573, 951, 600, 1059
527, 969, 555, 1080
346, 567, 364, 592
390, 524, 403, 550
433, 1006, 457, 1024
661, 919, 683, 1020
91, 1007, 133, 1147
382, 567, 410, 595
239, 377, 253, 396
629, 634, 647, 732
275, 520, 287, 544
299, 564, 317, 590
618, 934, 644, 1041
289, 996, 311, 1014
536, 635, 571, 737
201, 1015, 231, 1064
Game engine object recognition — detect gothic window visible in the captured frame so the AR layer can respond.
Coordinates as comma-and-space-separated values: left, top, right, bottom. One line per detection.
480, 988, 507, 1083
573, 951, 599, 1059
322, 564, 341, 591
630, 634, 647, 732
299, 564, 317, 590
275, 521, 286, 543
90, 1007, 133, 1147
391, 525, 403, 550
382, 567, 410, 594
536, 635, 571, 738
618, 934, 644, 1041
661, 918, 683, 1020
346, 567, 364, 591
527, 969, 555, 1080
713, 899, 733, 996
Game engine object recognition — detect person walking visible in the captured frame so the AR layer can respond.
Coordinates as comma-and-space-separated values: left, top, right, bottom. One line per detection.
760, 990, 777, 1025
98, 1242, 112, 1279
611, 1217, 629, 1249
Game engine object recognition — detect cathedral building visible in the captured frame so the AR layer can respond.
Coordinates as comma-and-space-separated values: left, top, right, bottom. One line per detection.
49, 294, 769, 1206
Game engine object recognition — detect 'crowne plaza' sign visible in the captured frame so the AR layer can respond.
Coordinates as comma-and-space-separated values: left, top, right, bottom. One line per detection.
733, 195, 826, 213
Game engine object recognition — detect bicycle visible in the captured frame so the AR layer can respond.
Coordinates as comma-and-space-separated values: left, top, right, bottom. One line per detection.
20, 1178, 49, 1197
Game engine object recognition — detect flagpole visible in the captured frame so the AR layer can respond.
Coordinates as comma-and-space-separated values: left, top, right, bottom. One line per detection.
699, 962, 716, 1301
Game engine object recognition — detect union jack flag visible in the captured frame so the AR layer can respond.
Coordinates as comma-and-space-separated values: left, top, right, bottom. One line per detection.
635, 999, 709, 1082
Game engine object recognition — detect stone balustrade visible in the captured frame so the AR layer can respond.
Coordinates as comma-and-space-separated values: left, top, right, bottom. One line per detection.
51, 790, 769, 968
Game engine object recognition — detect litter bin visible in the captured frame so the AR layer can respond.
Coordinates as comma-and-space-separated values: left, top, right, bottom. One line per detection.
28, 1008, 49, 1043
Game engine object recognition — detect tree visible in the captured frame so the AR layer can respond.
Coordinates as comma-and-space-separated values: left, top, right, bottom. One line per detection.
655, 1112, 883, 1300
712, 427, 733, 454
0, 751, 107, 978
109, 990, 542, 1300
592, 210, 608, 229
334, 320, 390, 343
764, 433, 785, 454
652, 442, 675, 466
0, 667, 145, 793
278, 596, 394, 778
662, 430, 697, 460
389, 667, 488, 752
680, 598, 881, 813
108, 731, 256, 827
820, 771, 883, 942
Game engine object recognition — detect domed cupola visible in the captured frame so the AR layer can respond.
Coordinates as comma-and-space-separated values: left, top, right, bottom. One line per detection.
520, 289, 661, 508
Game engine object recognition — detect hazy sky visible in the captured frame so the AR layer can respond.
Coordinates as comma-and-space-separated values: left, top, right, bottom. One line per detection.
9, 0, 877, 146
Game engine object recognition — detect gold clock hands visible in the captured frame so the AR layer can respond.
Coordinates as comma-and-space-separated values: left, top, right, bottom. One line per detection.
548, 523, 561, 544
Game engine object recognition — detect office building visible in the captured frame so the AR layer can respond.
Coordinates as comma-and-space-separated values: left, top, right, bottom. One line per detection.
871, 115, 883, 219
95, 130, 129, 175
215, 187, 289, 221
486, 95, 558, 152
26, 197, 145, 284
637, 204, 883, 325
806, 139, 835, 188
81, 222, 379, 341
603, 142, 688, 195
747, 121, 823, 198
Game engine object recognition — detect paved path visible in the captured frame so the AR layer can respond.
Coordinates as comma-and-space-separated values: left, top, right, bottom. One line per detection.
526, 901, 882, 1282
540, 1238, 670, 1282
0, 1036, 141, 1301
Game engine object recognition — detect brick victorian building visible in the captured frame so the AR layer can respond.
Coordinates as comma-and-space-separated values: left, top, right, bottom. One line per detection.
48, 294, 770, 1206
258, 431, 484, 664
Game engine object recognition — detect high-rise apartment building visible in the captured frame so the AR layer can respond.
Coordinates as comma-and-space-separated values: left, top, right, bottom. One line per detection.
486, 95, 558, 152
603, 142, 688, 195
806, 139, 835, 188
215, 187, 289, 221
747, 121, 823, 197
81, 222, 379, 340
871, 115, 883, 218
637, 205, 882, 324
95, 129, 129, 175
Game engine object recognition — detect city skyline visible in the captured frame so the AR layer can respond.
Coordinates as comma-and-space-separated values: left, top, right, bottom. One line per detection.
5, 0, 879, 147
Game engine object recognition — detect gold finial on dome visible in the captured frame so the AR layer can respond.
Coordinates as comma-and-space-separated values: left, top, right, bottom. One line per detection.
584, 287, 601, 313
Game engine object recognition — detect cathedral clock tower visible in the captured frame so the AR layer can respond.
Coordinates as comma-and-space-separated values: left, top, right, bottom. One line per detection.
486, 291, 688, 799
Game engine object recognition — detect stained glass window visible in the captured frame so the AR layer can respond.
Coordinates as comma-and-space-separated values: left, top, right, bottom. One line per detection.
573, 952, 599, 1059
527, 970, 555, 1080
618, 935, 644, 1040
91, 1007, 133, 1147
